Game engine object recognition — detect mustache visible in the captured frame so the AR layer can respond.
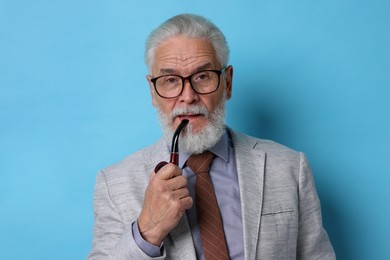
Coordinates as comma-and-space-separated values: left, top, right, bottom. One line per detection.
169, 105, 209, 120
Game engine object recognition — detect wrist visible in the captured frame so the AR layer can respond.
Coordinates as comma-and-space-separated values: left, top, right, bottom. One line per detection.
133, 221, 164, 257
138, 218, 164, 246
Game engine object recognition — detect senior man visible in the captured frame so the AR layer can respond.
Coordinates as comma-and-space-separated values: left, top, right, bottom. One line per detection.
88, 14, 335, 260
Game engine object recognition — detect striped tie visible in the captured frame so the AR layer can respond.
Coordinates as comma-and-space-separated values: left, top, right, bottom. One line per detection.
187, 151, 229, 260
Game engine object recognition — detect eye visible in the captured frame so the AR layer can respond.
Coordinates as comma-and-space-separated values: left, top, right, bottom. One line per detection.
162, 76, 180, 85
193, 71, 211, 81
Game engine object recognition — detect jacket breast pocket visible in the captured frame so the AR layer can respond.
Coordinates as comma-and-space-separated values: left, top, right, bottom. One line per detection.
258, 208, 298, 259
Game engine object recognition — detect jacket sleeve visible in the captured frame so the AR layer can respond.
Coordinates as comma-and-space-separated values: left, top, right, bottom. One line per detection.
87, 171, 167, 260
297, 153, 336, 259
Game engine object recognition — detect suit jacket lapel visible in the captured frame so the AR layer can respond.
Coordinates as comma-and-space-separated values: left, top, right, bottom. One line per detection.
169, 216, 197, 260
230, 130, 265, 260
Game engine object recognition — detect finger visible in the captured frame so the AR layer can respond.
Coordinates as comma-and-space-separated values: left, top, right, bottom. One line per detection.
171, 186, 190, 200
166, 175, 188, 191
168, 192, 193, 217
154, 161, 168, 173
155, 163, 181, 180
157, 175, 188, 193
180, 196, 193, 210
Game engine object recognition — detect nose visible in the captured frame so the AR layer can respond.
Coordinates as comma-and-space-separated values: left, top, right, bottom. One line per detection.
179, 79, 199, 104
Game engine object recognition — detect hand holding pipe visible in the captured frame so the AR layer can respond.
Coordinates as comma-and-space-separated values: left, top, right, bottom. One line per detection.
154, 119, 189, 173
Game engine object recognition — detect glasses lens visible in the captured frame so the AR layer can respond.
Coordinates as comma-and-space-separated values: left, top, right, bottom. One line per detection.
191, 71, 219, 94
155, 75, 182, 98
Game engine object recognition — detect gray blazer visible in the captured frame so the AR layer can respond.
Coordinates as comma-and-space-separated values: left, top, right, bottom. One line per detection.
88, 129, 335, 259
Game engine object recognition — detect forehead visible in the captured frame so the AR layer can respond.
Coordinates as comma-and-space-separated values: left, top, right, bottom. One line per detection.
152, 37, 220, 75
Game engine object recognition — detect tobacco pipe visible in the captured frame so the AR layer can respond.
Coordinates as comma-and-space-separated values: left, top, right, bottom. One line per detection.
154, 119, 189, 173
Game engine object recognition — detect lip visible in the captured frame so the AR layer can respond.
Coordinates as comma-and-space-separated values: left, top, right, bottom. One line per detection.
176, 114, 203, 122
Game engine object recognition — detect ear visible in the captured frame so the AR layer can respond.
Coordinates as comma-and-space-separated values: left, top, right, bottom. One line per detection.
146, 75, 157, 107
224, 65, 233, 100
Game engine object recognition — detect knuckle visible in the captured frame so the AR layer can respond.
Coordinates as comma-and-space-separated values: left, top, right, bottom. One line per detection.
170, 199, 181, 211
158, 183, 168, 192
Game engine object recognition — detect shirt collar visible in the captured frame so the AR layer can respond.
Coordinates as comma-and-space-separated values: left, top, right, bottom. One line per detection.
178, 130, 230, 169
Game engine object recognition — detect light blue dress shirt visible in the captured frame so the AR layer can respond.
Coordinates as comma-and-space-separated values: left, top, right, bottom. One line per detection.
133, 130, 244, 259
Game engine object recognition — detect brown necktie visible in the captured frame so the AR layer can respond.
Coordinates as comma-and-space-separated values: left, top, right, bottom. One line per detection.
187, 151, 229, 260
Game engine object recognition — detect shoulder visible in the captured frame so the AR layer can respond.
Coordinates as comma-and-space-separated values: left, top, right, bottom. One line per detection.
229, 128, 301, 159
228, 128, 308, 181
92, 139, 170, 217
98, 138, 169, 183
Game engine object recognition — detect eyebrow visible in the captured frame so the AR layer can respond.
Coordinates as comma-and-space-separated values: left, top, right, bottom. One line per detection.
158, 63, 215, 76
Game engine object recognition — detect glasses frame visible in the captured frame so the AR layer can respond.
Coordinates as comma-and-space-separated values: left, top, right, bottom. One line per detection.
150, 67, 227, 99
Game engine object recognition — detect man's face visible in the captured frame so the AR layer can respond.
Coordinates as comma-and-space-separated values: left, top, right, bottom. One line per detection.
147, 37, 233, 134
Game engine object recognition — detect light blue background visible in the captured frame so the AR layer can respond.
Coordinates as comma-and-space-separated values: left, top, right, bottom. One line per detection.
1, 0, 389, 259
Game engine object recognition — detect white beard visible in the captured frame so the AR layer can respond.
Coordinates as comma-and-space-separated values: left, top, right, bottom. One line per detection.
157, 98, 226, 155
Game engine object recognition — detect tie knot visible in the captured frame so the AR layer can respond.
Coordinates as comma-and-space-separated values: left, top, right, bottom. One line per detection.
187, 151, 215, 174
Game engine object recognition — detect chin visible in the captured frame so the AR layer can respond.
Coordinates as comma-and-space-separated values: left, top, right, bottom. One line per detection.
185, 124, 206, 134
158, 95, 227, 154
179, 121, 226, 154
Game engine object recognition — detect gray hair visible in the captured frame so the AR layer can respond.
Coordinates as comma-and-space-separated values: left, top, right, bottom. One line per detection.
145, 14, 229, 72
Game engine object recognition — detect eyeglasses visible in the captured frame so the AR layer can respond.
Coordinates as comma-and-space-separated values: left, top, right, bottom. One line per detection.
150, 67, 227, 99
